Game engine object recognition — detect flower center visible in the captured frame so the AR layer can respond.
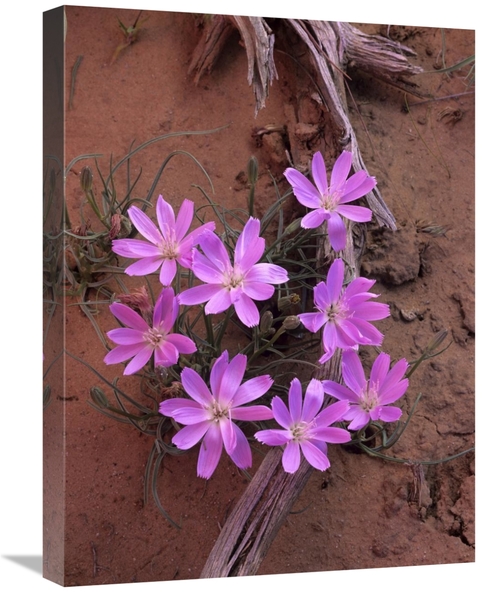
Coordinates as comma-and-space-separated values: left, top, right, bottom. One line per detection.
159, 229, 179, 260
326, 299, 347, 323
209, 400, 229, 423
145, 327, 165, 348
290, 420, 311, 442
360, 384, 379, 412
223, 266, 244, 291
320, 190, 341, 212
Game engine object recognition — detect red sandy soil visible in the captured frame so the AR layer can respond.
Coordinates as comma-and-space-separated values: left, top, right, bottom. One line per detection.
43, 6, 474, 585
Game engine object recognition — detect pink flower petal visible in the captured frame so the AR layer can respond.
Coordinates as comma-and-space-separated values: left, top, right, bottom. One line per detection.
243, 281, 275, 301
180, 367, 213, 406
185, 221, 216, 245
153, 287, 177, 329
199, 231, 231, 271
217, 353, 246, 405
233, 292, 260, 327
231, 404, 274, 421
326, 258, 345, 302
112, 238, 160, 258
311, 151, 329, 195
156, 196, 176, 239
220, 416, 236, 454
124, 257, 163, 278
235, 218, 265, 270
323, 380, 359, 403
227, 423, 253, 470
283, 168, 321, 209
109, 302, 149, 331
310, 426, 351, 444
336, 204, 372, 223
232, 375, 273, 407
301, 208, 329, 229
254, 428, 290, 446
271, 396, 292, 429
326, 212, 347, 252
369, 352, 391, 387
174, 199, 194, 240
209, 351, 229, 397
128, 206, 163, 245
297, 311, 327, 333
172, 421, 211, 450
341, 350, 366, 394
178, 283, 223, 306
191, 250, 225, 283
206, 288, 232, 315
300, 440, 330, 471
165, 333, 197, 355
288, 378, 303, 424
315, 400, 350, 425
155, 341, 180, 367
245, 263, 289, 285
123, 347, 154, 375
301, 379, 324, 423
168, 405, 211, 425
197, 425, 223, 479
106, 327, 145, 345
282, 440, 301, 473
329, 150, 352, 191
341, 173, 377, 203
103, 343, 146, 365
159, 397, 200, 417
344, 406, 370, 431
378, 377, 409, 406
159, 258, 178, 286
374, 405, 402, 423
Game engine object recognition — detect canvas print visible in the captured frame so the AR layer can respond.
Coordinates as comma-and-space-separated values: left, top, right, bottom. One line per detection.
43, 4, 475, 586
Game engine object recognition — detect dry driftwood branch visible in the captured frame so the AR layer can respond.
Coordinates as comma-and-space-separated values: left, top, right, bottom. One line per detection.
201, 225, 359, 579
192, 17, 405, 579
189, 15, 278, 115
189, 17, 420, 230
287, 19, 401, 230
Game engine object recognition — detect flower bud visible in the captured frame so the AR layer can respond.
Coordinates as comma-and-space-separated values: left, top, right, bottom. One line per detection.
277, 293, 300, 311
80, 166, 93, 193
247, 155, 259, 185
425, 329, 448, 354
259, 310, 274, 335
282, 315, 301, 331
283, 218, 302, 236
90, 386, 109, 409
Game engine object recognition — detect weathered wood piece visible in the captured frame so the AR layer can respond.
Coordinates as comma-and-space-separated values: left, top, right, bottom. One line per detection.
190, 16, 412, 578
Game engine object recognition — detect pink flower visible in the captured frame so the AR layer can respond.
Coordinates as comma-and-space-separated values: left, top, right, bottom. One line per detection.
283, 151, 376, 252
104, 287, 196, 375
298, 258, 389, 364
178, 217, 289, 327
159, 351, 274, 479
323, 349, 409, 431
112, 196, 216, 286
254, 378, 350, 473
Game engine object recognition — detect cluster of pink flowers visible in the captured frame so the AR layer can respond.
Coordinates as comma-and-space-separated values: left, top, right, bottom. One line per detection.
104, 151, 410, 478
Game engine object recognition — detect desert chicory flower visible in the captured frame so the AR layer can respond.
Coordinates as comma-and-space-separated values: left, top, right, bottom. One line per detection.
254, 378, 350, 473
104, 287, 196, 375
283, 151, 376, 252
112, 196, 216, 286
298, 258, 389, 364
323, 349, 409, 431
178, 217, 289, 327
159, 351, 274, 479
